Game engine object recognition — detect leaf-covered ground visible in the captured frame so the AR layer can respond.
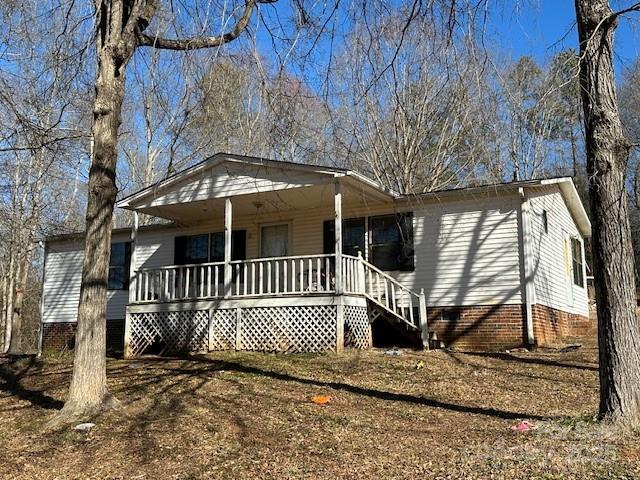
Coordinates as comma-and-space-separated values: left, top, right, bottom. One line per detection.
0, 342, 638, 479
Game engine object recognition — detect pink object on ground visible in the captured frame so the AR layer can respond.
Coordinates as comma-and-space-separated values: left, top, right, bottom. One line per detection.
510, 420, 535, 432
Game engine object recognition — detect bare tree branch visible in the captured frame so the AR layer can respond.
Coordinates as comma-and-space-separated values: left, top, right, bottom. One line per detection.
136, 0, 269, 50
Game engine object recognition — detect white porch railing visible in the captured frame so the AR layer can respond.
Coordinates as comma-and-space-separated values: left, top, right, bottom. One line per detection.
135, 262, 225, 303
229, 254, 336, 297
132, 252, 428, 345
134, 254, 341, 303
342, 254, 363, 294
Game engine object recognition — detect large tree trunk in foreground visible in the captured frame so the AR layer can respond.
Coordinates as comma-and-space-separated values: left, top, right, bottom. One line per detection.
53, 3, 136, 421
575, 0, 640, 426
50, 0, 260, 424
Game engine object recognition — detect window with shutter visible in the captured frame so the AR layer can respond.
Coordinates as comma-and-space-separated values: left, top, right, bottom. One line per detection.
108, 242, 131, 290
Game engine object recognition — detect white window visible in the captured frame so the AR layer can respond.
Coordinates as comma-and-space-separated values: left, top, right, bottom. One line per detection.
571, 237, 585, 288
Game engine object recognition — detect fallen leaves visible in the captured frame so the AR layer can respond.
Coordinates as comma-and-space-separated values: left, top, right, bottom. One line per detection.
0, 340, 637, 479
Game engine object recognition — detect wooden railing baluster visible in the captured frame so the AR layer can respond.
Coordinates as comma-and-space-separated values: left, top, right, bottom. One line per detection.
132, 254, 350, 302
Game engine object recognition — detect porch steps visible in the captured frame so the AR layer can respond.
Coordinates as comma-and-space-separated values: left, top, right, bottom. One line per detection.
367, 303, 424, 347
366, 298, 419, 331
356, 255, 428, 347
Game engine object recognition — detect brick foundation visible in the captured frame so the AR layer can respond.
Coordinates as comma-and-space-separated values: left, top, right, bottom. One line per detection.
427, 303, 594, 351
41, 322, 76, 351
427, 304, 526, 351
531, 304, 594, 346
42, 319, 125, 354
40, 306, 593, 354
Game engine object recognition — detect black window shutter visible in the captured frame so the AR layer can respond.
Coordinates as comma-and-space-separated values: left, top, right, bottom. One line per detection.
232, 230, 247, 260
124, 242, 132, 286
174, 236, 187, 265
323, 220, 335, 254
398, 213, 414, 271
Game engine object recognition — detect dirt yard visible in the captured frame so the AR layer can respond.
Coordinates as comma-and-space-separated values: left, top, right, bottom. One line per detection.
0, 342, 638, 479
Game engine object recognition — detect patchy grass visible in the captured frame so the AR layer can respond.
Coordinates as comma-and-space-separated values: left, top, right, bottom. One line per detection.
0, 342, 638, 479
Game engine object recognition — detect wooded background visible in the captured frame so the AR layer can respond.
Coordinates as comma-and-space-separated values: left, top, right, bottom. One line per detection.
1, 0, 639, 354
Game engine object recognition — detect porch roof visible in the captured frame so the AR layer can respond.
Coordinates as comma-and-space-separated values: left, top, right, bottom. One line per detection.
116, 153, 396, 223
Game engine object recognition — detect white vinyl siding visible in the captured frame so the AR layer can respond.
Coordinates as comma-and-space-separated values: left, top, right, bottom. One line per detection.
133, 230, 175, 270
42, 191, 531, 323
410, 194, 522, 306
527, 185, 589, 316
41, 241, 83, 323
42, 232, 131, 323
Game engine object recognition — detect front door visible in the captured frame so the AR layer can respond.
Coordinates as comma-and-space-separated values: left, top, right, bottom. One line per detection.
260, 223, 289, 293
261, 223, 289, 258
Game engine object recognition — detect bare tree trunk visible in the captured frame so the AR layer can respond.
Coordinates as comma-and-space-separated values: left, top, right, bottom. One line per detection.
53, 3, 135, 421
2, 242, 16, 354
50, 0, 259, 424
8, 223, 41, 354
0, 271, 6, 349
8, 155, 45, 355
7, 258, 24, 354
570, 129, 578, 178
575, 0, 640, 426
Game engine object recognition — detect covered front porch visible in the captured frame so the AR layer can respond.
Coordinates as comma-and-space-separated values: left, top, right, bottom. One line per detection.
124, 252, 426, 356
117, 155, 427, 357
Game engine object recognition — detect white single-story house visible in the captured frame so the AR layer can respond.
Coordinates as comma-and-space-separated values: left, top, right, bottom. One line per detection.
40, 153, 592, 356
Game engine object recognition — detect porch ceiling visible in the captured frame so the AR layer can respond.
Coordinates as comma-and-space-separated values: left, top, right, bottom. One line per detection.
130, 180, 391, 224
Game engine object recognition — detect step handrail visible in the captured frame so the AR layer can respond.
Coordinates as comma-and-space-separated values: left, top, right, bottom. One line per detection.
344, 254, 420, 300
346, 253, 428, 347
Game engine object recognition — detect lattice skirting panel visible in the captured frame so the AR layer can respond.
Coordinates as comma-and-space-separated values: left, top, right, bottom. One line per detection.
210, 309, 236, 350
129, 310, 209, 357
239, 305, 337, 353
344, 305, 371, 349
128, 301, 371, 356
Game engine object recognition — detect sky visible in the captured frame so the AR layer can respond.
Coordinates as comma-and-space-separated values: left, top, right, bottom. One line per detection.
250, 0, 640, 95
488, 1, 640, 73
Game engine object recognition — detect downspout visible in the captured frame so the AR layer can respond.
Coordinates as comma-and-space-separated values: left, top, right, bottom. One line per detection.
518, 187, 536, 347
37, 241, 47, 356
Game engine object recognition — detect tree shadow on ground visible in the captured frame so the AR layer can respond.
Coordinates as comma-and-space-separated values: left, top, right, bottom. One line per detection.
444, 352, 596, 388
0, 357, 64, 410
127, 355, 552, 421
463, 352, 598, 372
0, 352, 557, 423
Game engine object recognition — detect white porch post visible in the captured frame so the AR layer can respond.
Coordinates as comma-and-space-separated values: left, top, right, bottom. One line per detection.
334, 179, 343, 294
336, 296, 345, 353
224, 198, 233, 298
125, 211, 139, 359
356, 251, 366, 294
128, 211, 139, 304
419, 288, 429, 350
